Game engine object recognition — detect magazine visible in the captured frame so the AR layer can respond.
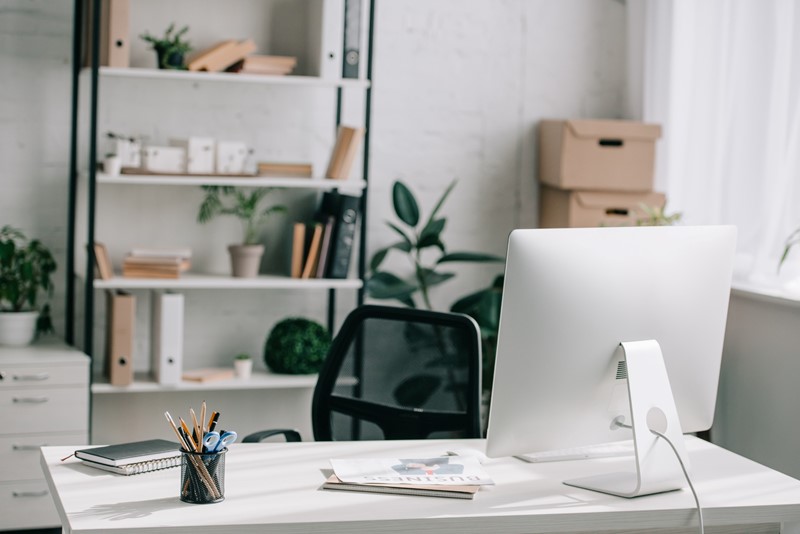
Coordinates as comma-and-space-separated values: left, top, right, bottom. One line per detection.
329, 456, 494, 486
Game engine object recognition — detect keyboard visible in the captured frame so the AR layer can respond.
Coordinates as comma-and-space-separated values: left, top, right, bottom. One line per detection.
516, 440, 635, 463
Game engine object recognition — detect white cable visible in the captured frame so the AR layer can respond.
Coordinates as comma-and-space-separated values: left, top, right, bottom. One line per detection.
650, 429, 704, 534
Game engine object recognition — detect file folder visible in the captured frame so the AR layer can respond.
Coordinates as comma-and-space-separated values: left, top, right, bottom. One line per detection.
151, 291, 184, 385
105, 290, 135, 386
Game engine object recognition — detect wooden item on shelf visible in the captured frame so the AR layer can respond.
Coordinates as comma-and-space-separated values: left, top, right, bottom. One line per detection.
257, 162, 313, 178
226, 55, 297, 76
106, 290, 135, 387
301, 223, 324, 279
93, 242, 114, 280
290, 223, 306, 279
122, 255, 191, 279
325, 125, 365, 180
83, 0, 130, 68
187, 39, 257, 72
119, 167, 257, 178
181, 368, 236, 383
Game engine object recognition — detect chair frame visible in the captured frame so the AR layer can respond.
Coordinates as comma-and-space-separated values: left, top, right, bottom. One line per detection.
311, 305, 482, 441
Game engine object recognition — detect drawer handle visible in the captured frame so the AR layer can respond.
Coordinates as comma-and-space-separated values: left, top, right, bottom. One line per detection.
12, 373, 50, 381
12, 443, 47, 451
12, 396, 49, 404
12, 489, 49, 498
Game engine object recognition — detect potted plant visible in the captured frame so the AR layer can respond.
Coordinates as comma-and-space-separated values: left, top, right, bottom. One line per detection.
233, 353, 253, 380
197, 185, 287, 278
0, 225, 57, 346
140, 23, 191, 70
264, 318, 330, 374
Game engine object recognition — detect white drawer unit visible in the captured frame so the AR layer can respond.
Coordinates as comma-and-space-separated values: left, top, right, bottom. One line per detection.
0, 342, 89, 532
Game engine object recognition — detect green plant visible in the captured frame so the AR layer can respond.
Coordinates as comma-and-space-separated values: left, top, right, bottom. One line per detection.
635, 203, 682, 226
779, 226, 800, 272
139, 23, 191, 69
264, 318, 331, 374
0, 225, 57, 333
197, 186, 287, 245
367, 180, 504, 395
234, 353, 251, 360
367, 180, 504, 309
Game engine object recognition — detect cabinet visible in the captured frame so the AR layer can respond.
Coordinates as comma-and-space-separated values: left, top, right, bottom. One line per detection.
0, 342, 89, 531
67, 0, 373, 442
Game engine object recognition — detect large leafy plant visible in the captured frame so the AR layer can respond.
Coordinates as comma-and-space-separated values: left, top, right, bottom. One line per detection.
197, 186, 287, 245
367, 181, 505, 398
0, 225, 57, 333
368, 181, 503, 309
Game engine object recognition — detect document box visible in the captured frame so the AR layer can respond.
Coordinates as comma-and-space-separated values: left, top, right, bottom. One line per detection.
539, 186, 666, 228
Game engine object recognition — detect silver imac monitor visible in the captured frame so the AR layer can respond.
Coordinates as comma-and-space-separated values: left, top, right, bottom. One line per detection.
485, 225, 736, 497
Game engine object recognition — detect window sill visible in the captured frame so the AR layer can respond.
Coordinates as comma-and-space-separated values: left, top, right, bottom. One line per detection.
731, 279, 800, 309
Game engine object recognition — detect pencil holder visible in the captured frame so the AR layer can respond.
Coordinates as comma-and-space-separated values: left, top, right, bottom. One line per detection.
180, 449, 226, 504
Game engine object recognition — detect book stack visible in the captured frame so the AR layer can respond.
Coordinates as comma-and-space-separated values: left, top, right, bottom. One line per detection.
74, 439, 182, 476
226, 55, 297, 76
290, 192, 360, 279
325, 126, 365, 180
257, 162, 313, 178
122, 248, 192, 279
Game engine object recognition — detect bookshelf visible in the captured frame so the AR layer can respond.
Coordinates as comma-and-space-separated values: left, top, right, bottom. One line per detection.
67, 0, 374, 441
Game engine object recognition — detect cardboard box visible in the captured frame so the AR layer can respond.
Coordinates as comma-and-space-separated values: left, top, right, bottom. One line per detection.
539, 186, 666, 228
538, 119, 662, 191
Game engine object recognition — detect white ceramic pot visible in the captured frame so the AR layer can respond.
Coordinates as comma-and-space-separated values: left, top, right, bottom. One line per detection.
228, 244, 264, 278
0, 311, 39, 346
104, 155, 122, 176
234, 358, 253, 380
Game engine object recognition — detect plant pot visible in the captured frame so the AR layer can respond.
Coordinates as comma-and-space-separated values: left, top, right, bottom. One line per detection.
234, 358, 253, 380
228, 244, 264, 278
0, 311, 38, 347
155, 49, 185, 70
104, 155, 121, 176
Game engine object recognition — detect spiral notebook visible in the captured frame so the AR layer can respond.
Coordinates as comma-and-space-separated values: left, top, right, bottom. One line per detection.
78, 455, 181, 475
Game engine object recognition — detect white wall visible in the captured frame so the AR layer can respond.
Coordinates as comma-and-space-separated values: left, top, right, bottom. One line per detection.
2, 0, 626, 371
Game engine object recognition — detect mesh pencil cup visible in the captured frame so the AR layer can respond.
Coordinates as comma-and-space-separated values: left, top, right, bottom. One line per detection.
180, 448, 226, 504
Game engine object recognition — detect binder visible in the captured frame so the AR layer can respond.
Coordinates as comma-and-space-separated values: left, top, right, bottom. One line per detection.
105, 290, 135, 386
342, 0, 362, 79
84, 0, 131, 68
315, 216, 336, 278
317, 192, 361, 279
151, 291, 184, 385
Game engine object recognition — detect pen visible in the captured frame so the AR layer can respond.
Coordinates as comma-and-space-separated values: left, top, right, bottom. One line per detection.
208, 411, 220, 433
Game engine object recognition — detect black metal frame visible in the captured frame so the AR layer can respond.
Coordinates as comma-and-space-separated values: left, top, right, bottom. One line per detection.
66, 0, 376, 435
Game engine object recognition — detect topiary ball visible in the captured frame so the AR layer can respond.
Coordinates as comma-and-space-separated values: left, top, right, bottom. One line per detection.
264, 317, 331, 374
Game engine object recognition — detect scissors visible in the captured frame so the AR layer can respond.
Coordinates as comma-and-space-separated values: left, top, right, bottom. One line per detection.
202, 430, 237, 453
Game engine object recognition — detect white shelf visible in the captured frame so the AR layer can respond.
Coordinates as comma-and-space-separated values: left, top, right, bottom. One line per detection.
95, 172, 366, 190
91, 370, 357, 394
95, 67, 371, 89
92, 273, 363, 290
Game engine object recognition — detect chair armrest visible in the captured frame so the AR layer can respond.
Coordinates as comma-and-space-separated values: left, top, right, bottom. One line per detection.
242, 429, 302, 443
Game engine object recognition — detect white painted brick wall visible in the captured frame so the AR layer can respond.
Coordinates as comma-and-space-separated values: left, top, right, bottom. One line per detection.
1, 0, 625, 369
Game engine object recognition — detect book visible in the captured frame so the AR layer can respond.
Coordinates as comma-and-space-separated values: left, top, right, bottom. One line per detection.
122, 255, 191, 279
182, 367, 235, 383
257, 162, 313, 178
74, 439, 181, 467
301, 223, 324, 279
315, 216, 336, 278
290, 222, 306, 278
93, 242, 113, 280
129, 247, 192, 259
322, 475, 480, 499
187, 39, 257, 72
325, 126, 365, 180
77, 455, 181, 476
226, 55, 297, 76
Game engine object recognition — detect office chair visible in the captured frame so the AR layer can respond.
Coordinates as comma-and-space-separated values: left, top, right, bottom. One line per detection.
243, 304, 482, 442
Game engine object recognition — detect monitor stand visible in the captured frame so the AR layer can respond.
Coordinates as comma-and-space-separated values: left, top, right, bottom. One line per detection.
563, 340, 689, 498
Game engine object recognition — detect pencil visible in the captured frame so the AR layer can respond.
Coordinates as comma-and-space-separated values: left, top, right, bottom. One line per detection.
180, 417, 200, 452
200, 401, 207, 434
190, 408, 201, 445
164, 411, 190, 451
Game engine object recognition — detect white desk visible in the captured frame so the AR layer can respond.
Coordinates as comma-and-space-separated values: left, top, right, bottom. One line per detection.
41, 437, 800, 534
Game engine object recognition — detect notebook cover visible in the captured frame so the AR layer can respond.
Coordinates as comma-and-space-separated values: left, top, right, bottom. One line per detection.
74, 439, 180, 467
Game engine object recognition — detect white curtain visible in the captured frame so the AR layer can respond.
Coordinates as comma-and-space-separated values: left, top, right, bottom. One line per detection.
628, 0, 800, 287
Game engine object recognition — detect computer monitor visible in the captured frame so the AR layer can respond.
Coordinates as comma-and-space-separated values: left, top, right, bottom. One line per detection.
485, 225, 736, 497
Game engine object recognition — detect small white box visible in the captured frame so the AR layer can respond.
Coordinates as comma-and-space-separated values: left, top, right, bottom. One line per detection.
142, 146, 186, 174
170, 137, 215, 174
216, 141, 248, 174
115, 138, 142, 168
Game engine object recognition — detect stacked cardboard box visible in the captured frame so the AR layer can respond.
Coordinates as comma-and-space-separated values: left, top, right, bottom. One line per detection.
537, 119, 665, 228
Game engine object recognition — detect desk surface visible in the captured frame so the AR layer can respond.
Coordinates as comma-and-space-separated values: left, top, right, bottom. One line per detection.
41, 437, 800, 534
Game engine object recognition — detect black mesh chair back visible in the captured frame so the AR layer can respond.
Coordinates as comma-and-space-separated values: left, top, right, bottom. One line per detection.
312, 305, 482, 441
